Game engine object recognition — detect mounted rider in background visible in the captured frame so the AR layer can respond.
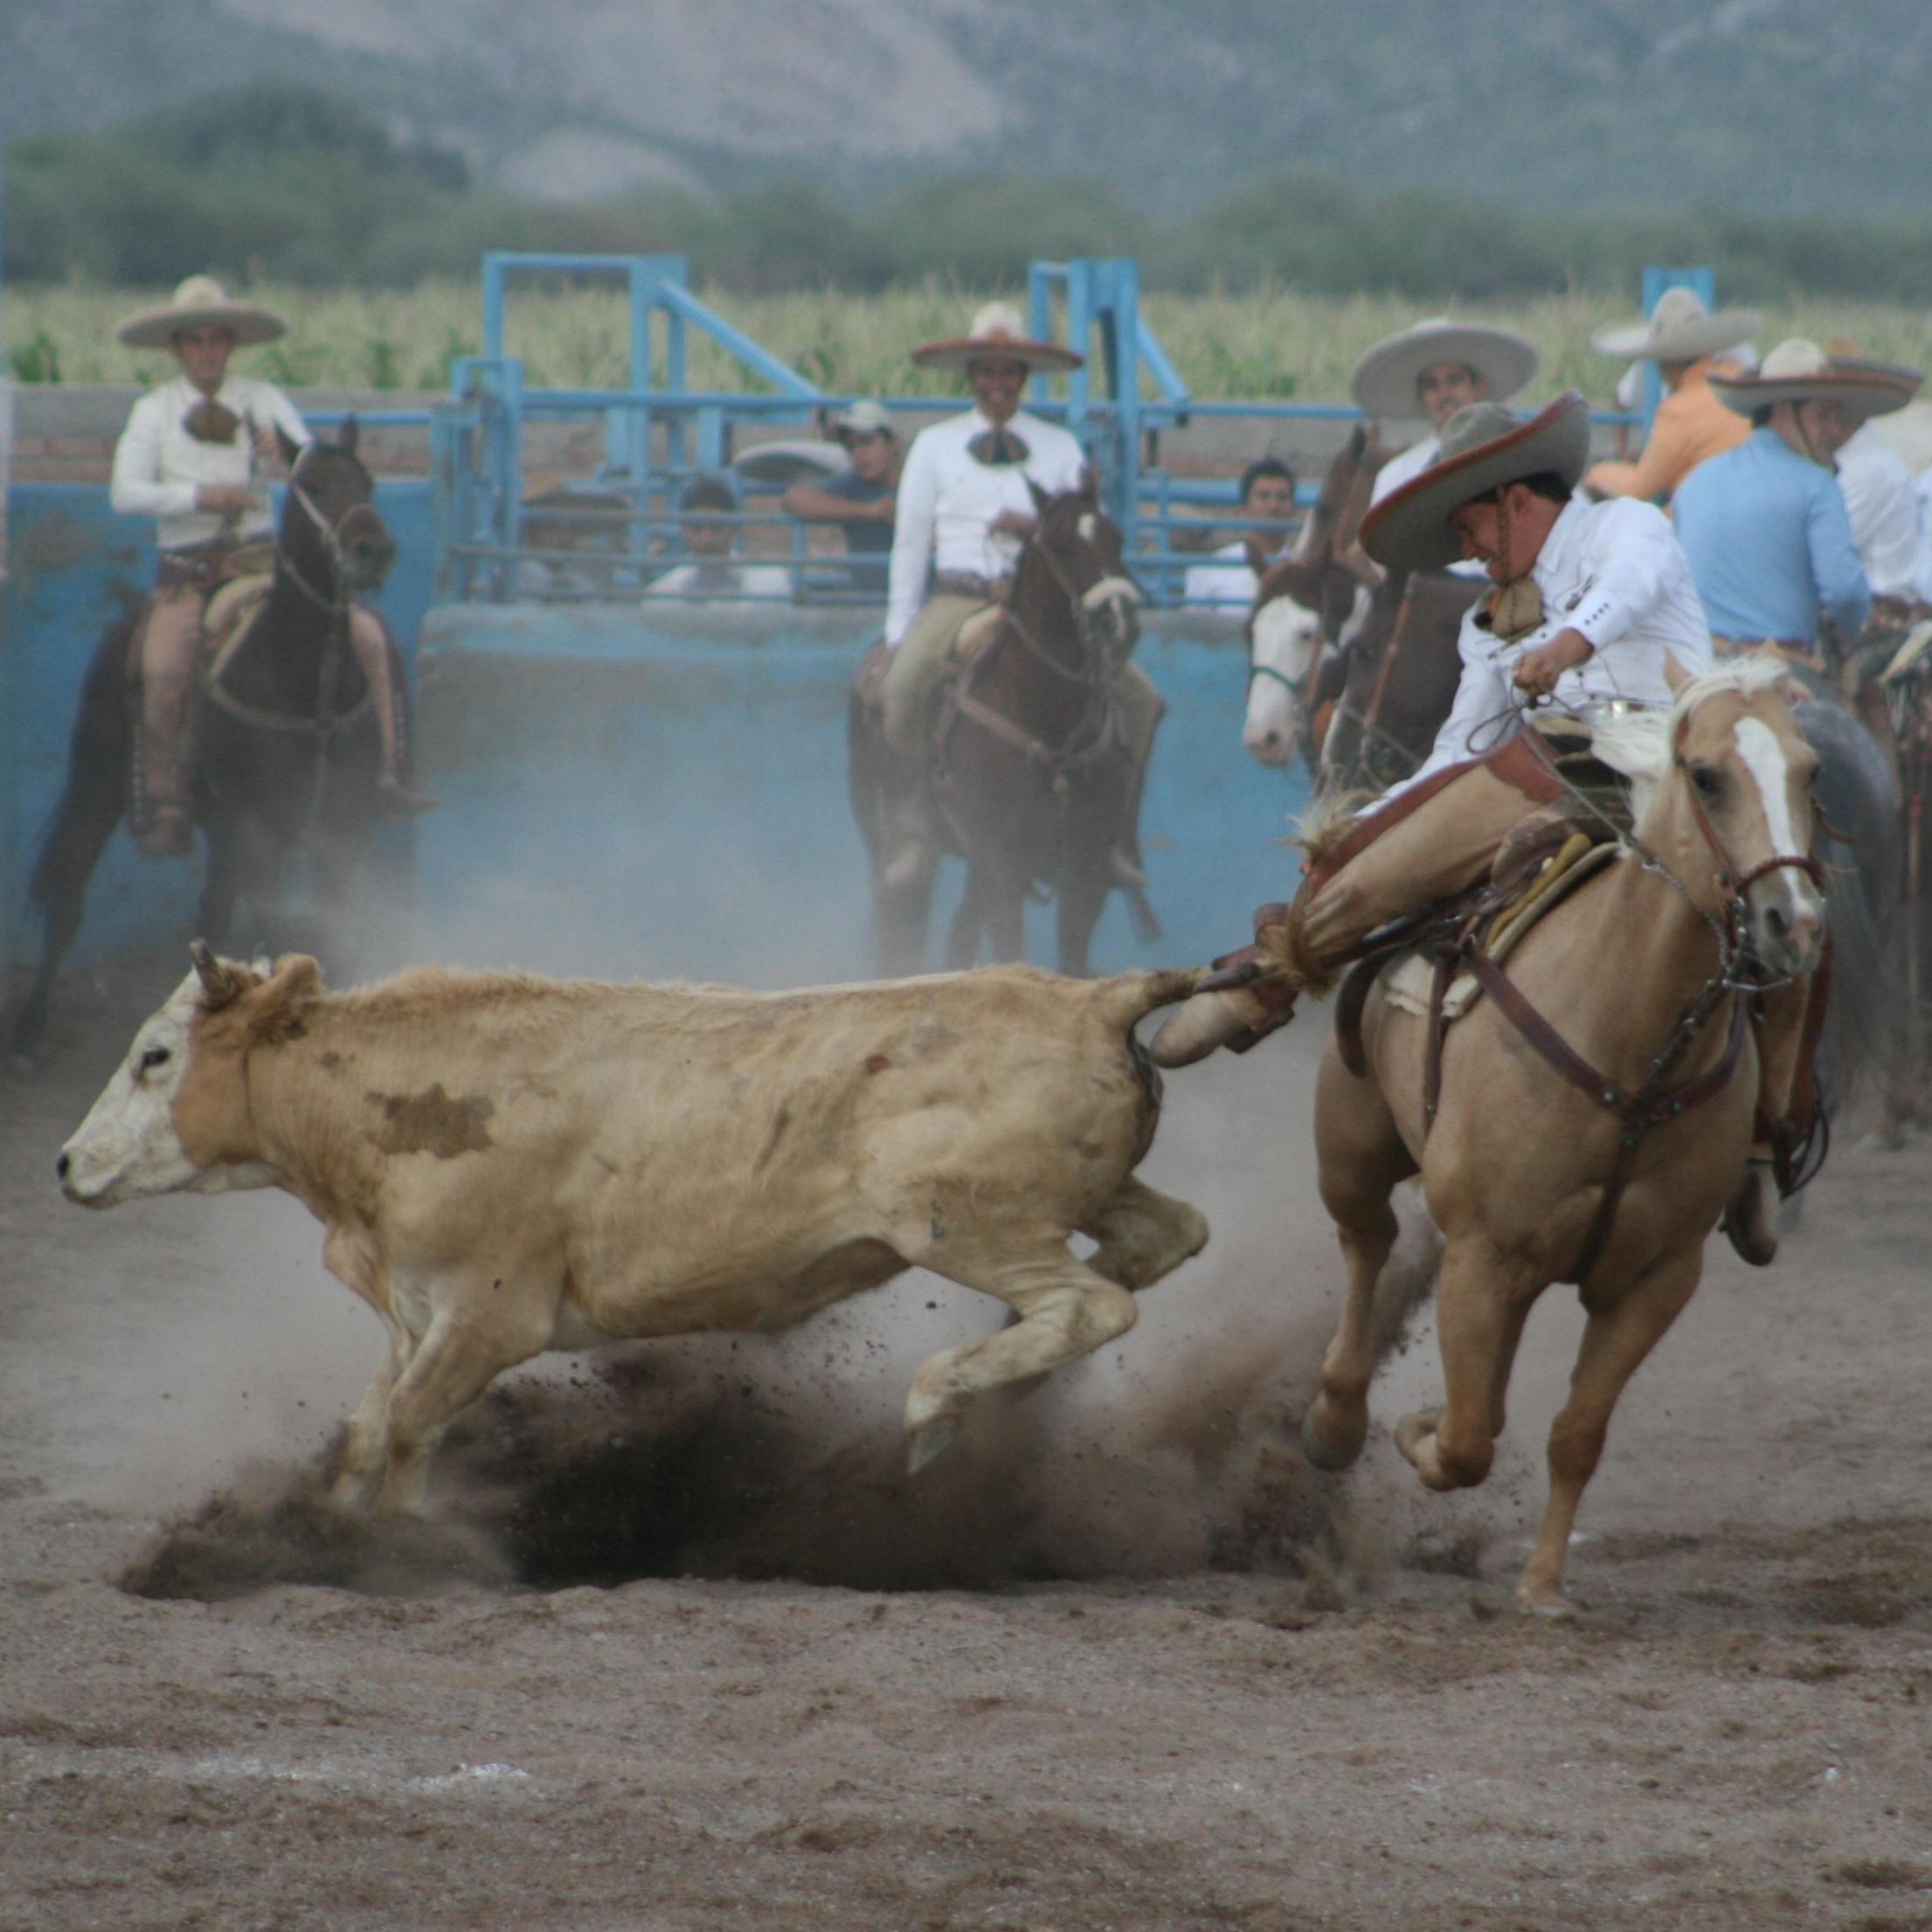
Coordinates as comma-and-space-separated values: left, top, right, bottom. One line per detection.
1583, 287, 1758, 505
1670, 339, 1916, 664
877, 301, 1164, 888
1353, 317, 1542, 518
110, 276, 429, 858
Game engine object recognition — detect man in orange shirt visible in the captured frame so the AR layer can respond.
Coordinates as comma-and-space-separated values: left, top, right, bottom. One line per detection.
1585, 287, 1761, 505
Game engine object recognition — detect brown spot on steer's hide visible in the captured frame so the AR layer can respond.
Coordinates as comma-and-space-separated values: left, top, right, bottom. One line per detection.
753, 1104, 792, 1174
864, 1054, 890, 1074
365, 1084, 495, 1158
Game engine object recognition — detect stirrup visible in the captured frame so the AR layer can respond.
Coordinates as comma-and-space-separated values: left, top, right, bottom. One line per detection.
135, 807, 194, 858
375, 775, 437, 817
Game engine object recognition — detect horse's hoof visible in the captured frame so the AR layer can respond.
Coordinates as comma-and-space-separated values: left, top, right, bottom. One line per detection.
1516, 1584, 1579, 1619
1300, 1402, 1365, 1472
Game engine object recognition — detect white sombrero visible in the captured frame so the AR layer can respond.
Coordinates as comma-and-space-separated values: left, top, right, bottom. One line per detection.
1348, 317, 1541, 419
116, 274, 289, 350
1709, 338, 1922, 419
911, 301, 1084, 375
1360, 392, 1592, 573
1590, 285, 1761, 363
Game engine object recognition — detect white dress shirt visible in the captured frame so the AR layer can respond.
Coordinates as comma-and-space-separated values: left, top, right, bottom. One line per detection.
884, 405, 1087, 644
1389, 495, 1714, 799
1371, 430, 1487, 578
1915, 466, 1932, 606
1836, 423, 1923, 605
110, 375, 311, 551
1182, 539, 1264, 608
645, 560, 793, 599
1368, 433, 1438, 507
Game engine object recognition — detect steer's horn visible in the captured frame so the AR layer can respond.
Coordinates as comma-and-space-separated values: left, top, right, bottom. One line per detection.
189, 939, 240, 1007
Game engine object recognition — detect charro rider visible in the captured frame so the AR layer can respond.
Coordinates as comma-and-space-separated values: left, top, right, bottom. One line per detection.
1147, 397, 1804, 1261
1353, 316, 1542, 513
1582, 286, 1757, 504
110, 276, 427, 856
879, 301, 1164, 884
1672, 339, 1917, 661
1822, 349, 1927, 627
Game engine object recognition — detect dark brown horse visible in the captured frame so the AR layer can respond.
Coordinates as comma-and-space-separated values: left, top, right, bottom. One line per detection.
1243, 425, 1478, 796
848, 481, 1152, 976
8, 422, 398, 1057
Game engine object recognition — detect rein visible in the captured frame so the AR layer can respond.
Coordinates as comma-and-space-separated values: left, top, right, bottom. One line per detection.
1419, 713, 1825, 1283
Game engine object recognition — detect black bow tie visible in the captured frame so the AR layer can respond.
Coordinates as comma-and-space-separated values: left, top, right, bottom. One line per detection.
968, 426, 1029, 467
183, 398, 244, 445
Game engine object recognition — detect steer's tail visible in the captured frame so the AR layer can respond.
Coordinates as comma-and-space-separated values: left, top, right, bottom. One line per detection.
1092, 966, 1208, 1033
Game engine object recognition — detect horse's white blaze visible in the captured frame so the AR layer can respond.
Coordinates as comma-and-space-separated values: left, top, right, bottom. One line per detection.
59, 974, 204, 1207
1077, 512, 1098, 544
1734, 714, 1822, 944
1243, 592, 1323, 766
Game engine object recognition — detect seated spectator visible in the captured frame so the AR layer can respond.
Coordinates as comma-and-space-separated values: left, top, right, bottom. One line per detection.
1182, 459, 1298, 607
519, 471, 632, 598
780, 400, 902, 592
647, 474, 793, 599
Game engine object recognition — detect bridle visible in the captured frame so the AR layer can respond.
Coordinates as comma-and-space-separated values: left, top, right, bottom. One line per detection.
274, 450, 385, 616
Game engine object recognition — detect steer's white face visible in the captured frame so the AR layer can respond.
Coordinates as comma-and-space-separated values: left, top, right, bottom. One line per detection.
59, 971, 274, 1207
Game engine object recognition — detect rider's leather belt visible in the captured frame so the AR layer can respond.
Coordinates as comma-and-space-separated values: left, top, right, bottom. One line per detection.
156, 540, 276, 592
932, 571, 1010, 601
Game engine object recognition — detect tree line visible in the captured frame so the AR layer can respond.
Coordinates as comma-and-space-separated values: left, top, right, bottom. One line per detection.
9, 83, 1932, 303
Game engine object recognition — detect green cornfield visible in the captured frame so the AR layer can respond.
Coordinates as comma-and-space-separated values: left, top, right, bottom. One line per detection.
8, 280, 1930, 402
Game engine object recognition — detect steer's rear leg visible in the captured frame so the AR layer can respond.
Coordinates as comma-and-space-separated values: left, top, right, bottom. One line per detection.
1080, 1176, 1208, 1290
904, 1236, 1139, 1471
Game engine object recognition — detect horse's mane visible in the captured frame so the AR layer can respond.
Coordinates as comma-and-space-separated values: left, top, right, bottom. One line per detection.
1588, 655, 1794, 822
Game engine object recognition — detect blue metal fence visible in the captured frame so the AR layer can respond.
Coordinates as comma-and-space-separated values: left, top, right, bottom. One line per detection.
433, 253, 1654, 609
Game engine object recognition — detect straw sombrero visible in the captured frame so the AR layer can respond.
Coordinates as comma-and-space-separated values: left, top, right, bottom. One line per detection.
116, 274, 288, 350
1361, 392, 1591, 573
1349, 318, 1541, 420
1709, 338, 1921, 419
911, 301, 1083, 375
1590, 286, 1760, 363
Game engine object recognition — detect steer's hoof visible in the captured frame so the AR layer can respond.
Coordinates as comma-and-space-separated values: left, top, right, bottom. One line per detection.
906, 1413, 961, 1474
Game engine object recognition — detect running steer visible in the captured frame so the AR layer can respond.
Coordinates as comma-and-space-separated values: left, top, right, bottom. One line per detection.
59, 945, 1209, 1513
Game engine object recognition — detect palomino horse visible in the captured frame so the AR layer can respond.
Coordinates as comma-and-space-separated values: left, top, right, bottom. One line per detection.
848, 481, 1151, 976
1301, 661, 1825, 1612
8, 422, 398, 1057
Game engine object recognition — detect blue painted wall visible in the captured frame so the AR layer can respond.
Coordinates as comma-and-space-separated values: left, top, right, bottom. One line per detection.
3, 480, 1308, 986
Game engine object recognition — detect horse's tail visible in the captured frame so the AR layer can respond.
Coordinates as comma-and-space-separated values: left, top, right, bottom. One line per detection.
1092, 966, 1210, 1032
1799, 699, 1904, 1113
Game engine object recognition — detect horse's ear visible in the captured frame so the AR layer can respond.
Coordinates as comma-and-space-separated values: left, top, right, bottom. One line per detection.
1028, 477, 1051, 516
337, 414, 359, 456
1663, 651, 1693, 695
1079, 466, 1098, 503
275, 425, 302, 469
1243, 536, 1271, 578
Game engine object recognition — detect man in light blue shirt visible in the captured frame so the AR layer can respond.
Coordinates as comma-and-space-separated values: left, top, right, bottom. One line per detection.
1673, 341, 1915, 654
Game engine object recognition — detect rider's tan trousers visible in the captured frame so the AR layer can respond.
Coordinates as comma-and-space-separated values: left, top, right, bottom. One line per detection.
880, 592, 1162, 768
139, 590, 407, 819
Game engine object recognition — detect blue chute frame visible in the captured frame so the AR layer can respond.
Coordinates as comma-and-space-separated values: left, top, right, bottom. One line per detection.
428, 251, 1665, 607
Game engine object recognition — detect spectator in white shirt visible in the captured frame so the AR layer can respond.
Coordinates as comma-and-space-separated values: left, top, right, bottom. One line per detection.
110, 276, 426, 856
1182, 459, 1298, 608
877, 302, 1165, 888
646, 475, 793, 599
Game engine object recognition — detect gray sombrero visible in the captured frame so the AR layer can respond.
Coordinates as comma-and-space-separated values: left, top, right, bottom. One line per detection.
1360, 391, 1591, 572
1709, 338, 1921, 419
116, 274, 288, 350
912, 301, 1084, 375
1349, 317, 1541, 420
1590, 285, 1760, 364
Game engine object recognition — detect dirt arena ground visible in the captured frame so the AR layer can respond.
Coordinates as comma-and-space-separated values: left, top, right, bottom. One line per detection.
3, 951, 1930, 1932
